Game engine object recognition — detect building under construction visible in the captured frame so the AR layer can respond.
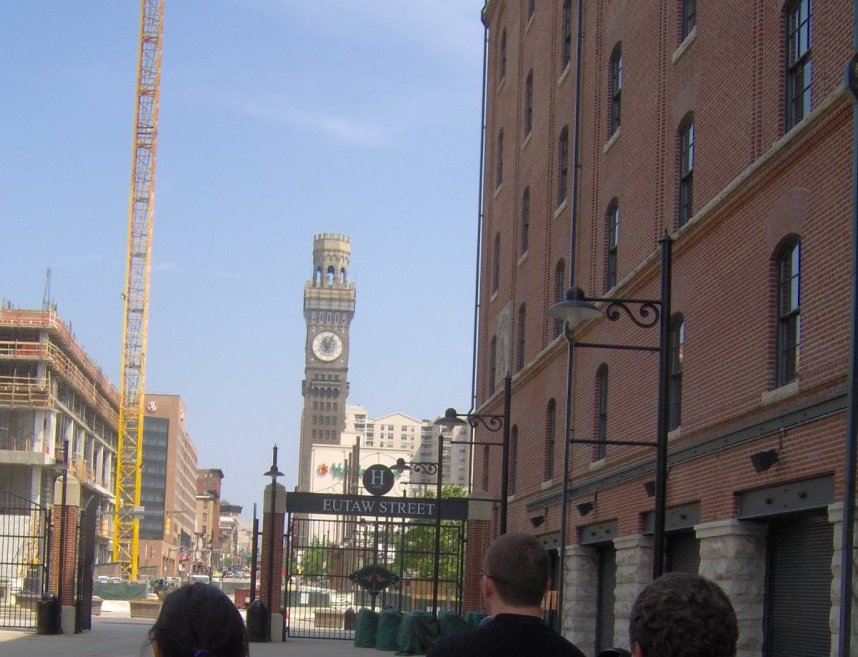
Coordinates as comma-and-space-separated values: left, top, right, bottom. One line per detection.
0, 305, 118, 567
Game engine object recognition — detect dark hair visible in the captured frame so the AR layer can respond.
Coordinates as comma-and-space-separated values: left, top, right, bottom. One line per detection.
482, 532, 548, 607
148, 582, 249, 657
629, 573, 738, 657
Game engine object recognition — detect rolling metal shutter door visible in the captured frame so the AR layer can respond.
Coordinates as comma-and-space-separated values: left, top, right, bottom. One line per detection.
767, 515, 832, 657
666, 532, 699, 574
595, 546, 617, 655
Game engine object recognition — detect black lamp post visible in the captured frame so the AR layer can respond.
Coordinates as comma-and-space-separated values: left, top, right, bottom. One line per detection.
549, 236, 672, 627
436, 373, 511, 534
263, 445, 284, 615
391, 456, 441, 615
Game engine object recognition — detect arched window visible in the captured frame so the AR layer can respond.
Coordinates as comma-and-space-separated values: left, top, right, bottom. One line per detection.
521, 188, 530, 255
496, 129, 504, 188
669, 315, 686, 431
517, 303, 526, 372
492, 233, 501, 293
562, 0, 573, 71
775, 236, 801, 386
558, 127, 569, 206
499, 28, 508, 80
595, 364, 608, 460
678, 114, 695, 227
314, 267, 322, 285
606, 200, 620, 290
544, 399, 556, 480
609, 44, 622, 135
681, 0, 696, 41
339, 267, 347, 284
785, 0, 812, 130
489, 335, 498, 396
326, 266, 335, 286
524, 71, 534, 135
554, 260, 566, 337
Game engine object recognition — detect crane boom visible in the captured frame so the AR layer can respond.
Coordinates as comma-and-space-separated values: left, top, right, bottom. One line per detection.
113, 0, 165, 581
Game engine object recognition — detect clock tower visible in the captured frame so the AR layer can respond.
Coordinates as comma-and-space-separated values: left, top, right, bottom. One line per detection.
297, 233, 356, 492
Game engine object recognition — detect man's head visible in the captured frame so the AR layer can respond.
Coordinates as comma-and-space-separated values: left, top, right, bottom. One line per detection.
629, 573, 738, 657
481, 532, 549, 610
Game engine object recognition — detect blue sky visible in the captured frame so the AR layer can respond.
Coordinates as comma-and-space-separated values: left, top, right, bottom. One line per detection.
1, 1, 486, 516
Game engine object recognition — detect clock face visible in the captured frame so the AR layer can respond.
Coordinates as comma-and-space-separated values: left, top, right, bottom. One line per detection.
312, 331, 343, 362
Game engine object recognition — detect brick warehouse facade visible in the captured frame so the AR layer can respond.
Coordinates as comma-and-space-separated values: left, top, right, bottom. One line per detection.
472, 2, 855, 657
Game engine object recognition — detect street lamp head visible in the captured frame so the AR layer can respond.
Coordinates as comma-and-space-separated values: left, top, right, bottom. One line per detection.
390, 458, 410, 472
263, 465, 284, 478
435, 408, 467, 428
548, 286, 603, 330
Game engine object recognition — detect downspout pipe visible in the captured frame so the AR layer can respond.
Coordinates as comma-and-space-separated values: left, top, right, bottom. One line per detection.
838, 5, 858, 652
466, 19, 490, 494
557, 0, 584, 633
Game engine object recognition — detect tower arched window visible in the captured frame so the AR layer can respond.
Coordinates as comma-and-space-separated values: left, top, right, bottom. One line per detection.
326, 266, 335, 286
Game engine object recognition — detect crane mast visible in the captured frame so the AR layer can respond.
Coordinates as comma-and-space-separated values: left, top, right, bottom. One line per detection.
113, 0, 165, 581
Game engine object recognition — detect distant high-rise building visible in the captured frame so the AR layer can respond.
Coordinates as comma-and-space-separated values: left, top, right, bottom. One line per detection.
138, 394, 198, 579
297, 234, 356, 492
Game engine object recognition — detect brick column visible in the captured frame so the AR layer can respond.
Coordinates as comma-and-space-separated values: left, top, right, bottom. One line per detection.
260, 482, 286, 641
50, 473, 81, 634
696, 519, 767, 657
462, 490, 493, 615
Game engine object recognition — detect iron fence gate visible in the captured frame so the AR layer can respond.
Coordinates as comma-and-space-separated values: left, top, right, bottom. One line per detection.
0, 491, 50, 629
284, 513, 467, 639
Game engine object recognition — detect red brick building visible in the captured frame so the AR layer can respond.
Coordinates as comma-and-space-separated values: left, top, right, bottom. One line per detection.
473, 2, 854, 655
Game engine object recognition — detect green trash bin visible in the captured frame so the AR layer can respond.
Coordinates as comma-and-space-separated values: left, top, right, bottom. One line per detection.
438, 611, 469, 637
396, 611, 439, 655
376, 609, 403, 650
354, 608, 379, 648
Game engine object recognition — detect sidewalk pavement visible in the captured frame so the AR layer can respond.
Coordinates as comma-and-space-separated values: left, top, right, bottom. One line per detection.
0, 603, 393, 657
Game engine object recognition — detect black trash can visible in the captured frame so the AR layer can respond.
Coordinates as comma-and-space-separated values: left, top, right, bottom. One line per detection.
246, 599, 270, 642
343, 606, 356, 631
36, 595, 61, 635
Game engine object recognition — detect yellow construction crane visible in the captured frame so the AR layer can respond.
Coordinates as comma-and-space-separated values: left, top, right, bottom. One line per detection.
113, 0, 165, 581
